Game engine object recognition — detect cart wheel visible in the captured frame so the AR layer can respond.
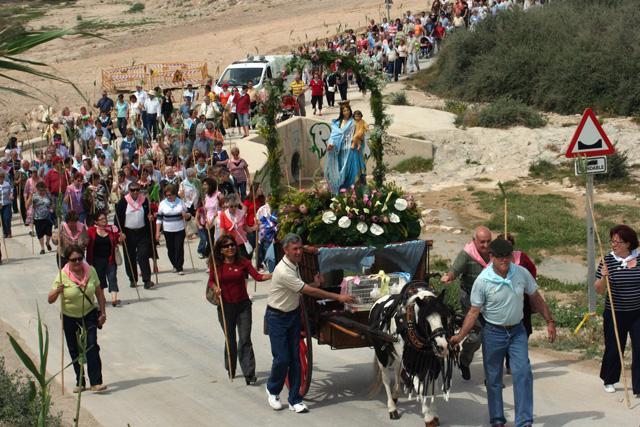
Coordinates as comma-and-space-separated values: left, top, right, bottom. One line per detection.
299, 298, 313, 397
285, 297, 313, 397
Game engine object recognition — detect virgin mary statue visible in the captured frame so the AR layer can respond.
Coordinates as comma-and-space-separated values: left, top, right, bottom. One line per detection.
324, 102, 366, 194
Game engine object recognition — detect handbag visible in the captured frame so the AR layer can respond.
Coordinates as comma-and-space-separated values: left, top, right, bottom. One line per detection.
114, 245, 123, 266
82, 293, 102, 329
205, 281, 220, 306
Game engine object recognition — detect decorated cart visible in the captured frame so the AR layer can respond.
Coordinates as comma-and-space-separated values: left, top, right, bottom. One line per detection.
274, 185, 437, 396
275, 239, 435, 396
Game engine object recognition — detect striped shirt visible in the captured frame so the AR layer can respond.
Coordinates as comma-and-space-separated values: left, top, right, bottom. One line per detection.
290, 80, 306, 97
596, 254, 640, 312
156, 198, 186, 233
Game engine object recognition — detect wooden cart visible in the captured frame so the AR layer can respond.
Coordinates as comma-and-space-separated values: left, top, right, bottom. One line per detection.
276, 240, 433, 397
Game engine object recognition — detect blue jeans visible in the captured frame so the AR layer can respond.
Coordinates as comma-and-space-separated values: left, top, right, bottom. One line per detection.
482, 322, 533, 427
197, 228, 208, 256
265, 307, 302, 405
0, 204, 11, 237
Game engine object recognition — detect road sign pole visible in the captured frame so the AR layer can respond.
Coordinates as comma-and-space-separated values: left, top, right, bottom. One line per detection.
586, 174, 596, 313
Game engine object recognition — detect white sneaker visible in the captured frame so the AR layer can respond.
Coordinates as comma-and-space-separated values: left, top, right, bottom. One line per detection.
266, 388, 283, 410
604, 384, 616, 393
289, 402, 309, 413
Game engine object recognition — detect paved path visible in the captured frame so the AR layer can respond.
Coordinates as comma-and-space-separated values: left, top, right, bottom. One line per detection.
1, 218, 638, 426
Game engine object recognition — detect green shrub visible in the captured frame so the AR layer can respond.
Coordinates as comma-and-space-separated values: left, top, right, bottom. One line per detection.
0, 358, 61, 427
476, 98, 547, 128
528, 159, 573, 181
443, 99, 468, 116
386, 91, 411, 106
595, 150, 630, 182
128, 2, 145, 13
416, 0, 640, 116
393, 156, 433, 173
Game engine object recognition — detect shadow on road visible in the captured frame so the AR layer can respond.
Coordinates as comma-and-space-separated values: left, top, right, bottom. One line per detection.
105, 375, 184, 392
535, 410, 606, 426
118, 296, 167, 305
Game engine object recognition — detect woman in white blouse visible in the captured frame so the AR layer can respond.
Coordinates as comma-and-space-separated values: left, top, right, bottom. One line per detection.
155, 184, 191, 275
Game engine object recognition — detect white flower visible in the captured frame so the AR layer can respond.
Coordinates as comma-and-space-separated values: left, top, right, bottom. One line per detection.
389, 213, 400, 223
338, 216, 351, 229
363, 208, 370, 214
356, 222, 368, 234
370, 224, 384, 236
394, 198, 408, 211
322, 211, 337, 224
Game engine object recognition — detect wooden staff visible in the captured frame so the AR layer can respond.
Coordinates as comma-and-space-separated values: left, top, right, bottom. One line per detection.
56, 178, 64, 395
149, 213, 160, 286
586, 179, 631, 408
244, 169, 260, 291
498, 181, 508, 238
0, 223, 7, 261
17, 180, 23, 224
30, 223, 35, 255
185, 228, 196, 273
207, 221, 234, 382
109, 164, 141, 301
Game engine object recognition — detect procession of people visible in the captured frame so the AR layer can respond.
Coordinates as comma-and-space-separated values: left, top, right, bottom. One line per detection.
2, 1, 638, 426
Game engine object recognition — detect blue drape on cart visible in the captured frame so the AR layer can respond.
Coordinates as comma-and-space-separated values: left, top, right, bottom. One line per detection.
316, 240, 426, 278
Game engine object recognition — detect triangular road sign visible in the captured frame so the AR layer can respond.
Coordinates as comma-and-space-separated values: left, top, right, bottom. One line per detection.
565, 108, 615, 158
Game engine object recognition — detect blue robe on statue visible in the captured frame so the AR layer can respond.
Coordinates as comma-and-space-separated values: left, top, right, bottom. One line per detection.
325, 117, 365, 194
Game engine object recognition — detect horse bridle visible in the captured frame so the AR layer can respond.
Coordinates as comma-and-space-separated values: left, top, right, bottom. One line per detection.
403, 300, 448, 355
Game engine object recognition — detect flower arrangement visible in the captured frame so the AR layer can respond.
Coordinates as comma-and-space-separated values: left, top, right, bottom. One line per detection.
277, 184, 421, 246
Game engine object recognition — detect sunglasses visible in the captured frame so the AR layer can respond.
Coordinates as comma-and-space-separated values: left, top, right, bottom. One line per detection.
68, 256, 83, 263
221, 243, 236, 249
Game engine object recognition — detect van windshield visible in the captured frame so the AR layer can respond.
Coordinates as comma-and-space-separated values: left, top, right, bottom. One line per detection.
218, 67, 263, 87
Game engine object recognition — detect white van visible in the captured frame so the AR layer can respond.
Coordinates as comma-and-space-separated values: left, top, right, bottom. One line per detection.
213, 55, 291, 94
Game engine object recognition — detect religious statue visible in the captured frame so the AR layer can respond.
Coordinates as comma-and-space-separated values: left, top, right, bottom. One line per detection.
324, 102, 368, 193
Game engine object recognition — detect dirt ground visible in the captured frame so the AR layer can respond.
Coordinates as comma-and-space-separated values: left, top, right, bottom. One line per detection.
0, 0, 426, 135
0, 319, 101, 427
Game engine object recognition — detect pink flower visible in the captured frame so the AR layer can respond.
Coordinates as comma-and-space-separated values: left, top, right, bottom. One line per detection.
340, 188, 347, 194
371, 215, 379, 223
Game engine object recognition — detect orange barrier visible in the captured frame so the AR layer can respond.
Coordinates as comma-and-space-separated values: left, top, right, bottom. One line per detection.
101, 61, 208, 92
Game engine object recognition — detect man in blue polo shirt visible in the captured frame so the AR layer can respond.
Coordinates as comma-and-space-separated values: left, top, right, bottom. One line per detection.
450, 239, 556, 427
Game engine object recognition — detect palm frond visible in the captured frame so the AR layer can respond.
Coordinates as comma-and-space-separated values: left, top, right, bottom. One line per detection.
0, 26, 97, 105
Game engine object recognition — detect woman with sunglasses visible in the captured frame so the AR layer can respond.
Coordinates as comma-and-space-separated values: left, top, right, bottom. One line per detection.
209, 235, 271, 384
156, 184, 191, 275
87, 211, 125, 307
48, 244, 107, 393
595, 224, 640, 397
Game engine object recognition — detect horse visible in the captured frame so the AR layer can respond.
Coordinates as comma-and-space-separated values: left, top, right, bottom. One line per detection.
368, 281, 458, 426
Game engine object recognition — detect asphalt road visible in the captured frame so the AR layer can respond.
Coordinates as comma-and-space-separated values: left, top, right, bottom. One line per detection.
1, 220, 638, 427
